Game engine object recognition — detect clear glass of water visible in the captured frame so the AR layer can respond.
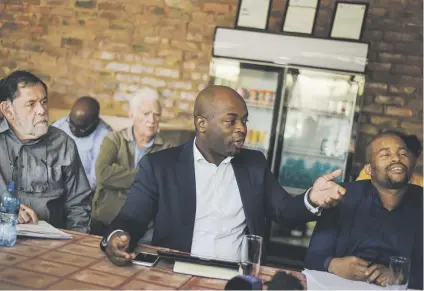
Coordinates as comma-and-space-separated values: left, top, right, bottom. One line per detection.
239, 234, 263, 277
387, 256, 410, 290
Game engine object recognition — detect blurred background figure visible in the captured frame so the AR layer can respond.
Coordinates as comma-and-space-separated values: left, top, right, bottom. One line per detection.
91, 87, 174, 237
53, 96, 112, 190
264, 271, 305, 290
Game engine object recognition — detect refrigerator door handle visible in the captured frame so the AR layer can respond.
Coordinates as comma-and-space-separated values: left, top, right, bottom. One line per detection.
270, 67, 289, 173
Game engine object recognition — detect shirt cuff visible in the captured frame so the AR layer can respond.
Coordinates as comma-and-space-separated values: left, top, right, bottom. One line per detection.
107, 229, 125, 242
304, 188, 322, 216
324, 257, 334, 272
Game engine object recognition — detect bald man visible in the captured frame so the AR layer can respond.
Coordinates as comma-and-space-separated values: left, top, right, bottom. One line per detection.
101, 86, 346, 266
53, 96, 112, 189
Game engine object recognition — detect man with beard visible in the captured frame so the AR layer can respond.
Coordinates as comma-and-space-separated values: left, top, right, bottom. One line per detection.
53, 96, 112, 190
100, 85, 347, 266
305, 131, 423, 289
0, 71, 91, 232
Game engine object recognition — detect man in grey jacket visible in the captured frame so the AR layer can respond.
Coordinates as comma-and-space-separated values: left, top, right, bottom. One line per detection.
0, 70, 91, 233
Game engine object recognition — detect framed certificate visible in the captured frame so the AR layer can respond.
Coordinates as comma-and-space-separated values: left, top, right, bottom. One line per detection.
235, 0, 272, 30
282, 0, 319, 34
330, 2, 368, 40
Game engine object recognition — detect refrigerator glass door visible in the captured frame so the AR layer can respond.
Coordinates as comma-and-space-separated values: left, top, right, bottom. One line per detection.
278, 68, 364, 195
210, 59, 281, 157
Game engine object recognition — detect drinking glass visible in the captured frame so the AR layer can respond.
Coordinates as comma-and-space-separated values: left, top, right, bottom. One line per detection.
239, 235, 263, 277
387, 256, 410, 290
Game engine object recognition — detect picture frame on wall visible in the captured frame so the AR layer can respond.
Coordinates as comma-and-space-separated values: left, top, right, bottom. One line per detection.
330, 2, 368, 40
235, 0, 272, 30
282, 0, 319, 35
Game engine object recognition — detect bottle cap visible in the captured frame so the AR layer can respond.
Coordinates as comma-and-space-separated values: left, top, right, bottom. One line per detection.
7, 181, 15, 192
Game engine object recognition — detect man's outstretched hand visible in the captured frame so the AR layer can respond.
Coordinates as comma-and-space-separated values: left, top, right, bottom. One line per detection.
309, 169, 346, 208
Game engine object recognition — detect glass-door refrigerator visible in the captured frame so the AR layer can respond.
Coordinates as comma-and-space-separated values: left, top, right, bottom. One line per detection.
267, 67, 365, 267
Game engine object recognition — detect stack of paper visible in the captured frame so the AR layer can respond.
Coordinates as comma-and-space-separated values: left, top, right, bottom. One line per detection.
302, 269, 385, 290
16, 221, 73, 240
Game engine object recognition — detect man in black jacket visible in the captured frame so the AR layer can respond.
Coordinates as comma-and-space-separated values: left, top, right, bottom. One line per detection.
101, 85, 347, 266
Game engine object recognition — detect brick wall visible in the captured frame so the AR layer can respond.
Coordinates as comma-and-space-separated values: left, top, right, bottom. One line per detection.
0, 0, 238, 126
0, 0, 422, 174
269, 0, 423, 175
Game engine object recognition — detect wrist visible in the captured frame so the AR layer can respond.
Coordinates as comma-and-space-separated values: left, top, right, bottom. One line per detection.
307, 191, 319, 208
328, 258, 337, 274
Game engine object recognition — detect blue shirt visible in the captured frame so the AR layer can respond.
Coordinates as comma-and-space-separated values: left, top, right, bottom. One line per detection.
128, 128, 155, 168
305, 180, 423, 289
52, 117, 112, 190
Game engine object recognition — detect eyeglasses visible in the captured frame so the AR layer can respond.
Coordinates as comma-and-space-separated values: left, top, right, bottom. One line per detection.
68, 118, 99, 137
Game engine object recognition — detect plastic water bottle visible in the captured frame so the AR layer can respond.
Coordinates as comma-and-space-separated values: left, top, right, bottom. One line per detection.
0, 182, 20, 247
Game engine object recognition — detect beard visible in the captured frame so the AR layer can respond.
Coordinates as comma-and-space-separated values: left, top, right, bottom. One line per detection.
387, 174, 410, 189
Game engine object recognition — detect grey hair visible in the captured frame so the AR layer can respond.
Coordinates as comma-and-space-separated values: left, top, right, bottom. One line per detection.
129, 87, 161, 113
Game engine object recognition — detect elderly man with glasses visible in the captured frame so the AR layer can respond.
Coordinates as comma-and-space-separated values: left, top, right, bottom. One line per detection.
53, 96, 112, 190
0, 70, 91, 233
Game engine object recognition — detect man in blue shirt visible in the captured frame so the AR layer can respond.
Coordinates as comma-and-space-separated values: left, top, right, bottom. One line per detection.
305, 131, 423, 289
53, 97, 112, 190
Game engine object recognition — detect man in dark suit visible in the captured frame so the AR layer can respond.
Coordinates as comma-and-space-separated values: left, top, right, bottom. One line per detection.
101, 86, 347, 266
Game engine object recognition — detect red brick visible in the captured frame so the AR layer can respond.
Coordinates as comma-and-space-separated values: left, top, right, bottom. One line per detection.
395, 42, 423, 54
368, 7, 386, 16
370, 41, 394, 52
362, 104, 383, 114
359, 124, 379, 135
370, 116, 398, 127
363, 30, 383, 41
365, 82, 388, 93
378, 52, 403, 63
203, 2, 229, 14
98, 2, 123, 10
400, 121, 422, 130
393, 65, 422, 77
385, 106, 413, 117
367, 62, 391, 72
384, 31, 417, 42
369, 72, 401, 84
389, 85, 417, 95
375, 95, 405, 106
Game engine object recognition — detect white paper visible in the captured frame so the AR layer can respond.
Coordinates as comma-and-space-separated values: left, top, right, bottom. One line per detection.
237, 0, 271, 29
302, 269, 385, 290
331, 3, 366, 40
289, 0, 318, 8
17, 221, 73, 240
283, 6, 316, 34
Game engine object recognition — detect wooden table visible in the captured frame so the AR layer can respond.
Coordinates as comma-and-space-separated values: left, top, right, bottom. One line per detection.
0, 231, 306, 290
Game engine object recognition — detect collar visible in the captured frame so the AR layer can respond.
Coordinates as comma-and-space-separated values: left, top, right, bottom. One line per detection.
368, 181, 409, 211
0, 118, 44, 145
0, 118, 10, 134
193, 137, 233, 165
124, 126, 164, 146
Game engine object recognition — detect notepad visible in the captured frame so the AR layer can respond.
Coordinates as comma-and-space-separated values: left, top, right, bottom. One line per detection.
16, 221, 73, 240
158, 250, 240, 280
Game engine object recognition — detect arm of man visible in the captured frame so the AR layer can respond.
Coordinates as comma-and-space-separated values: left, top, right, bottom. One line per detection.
264, 167, 316, 225
103, 155, 159, 257
63, 140, 92, 233
304, 207, 370, 282
88, 128, 112, 189
95, 135, 137, 189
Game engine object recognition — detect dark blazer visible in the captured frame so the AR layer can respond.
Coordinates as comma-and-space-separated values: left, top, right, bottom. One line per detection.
105, 139, 315, 252
304, 180, 423, 289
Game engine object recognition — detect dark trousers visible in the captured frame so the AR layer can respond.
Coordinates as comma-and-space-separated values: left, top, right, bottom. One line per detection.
90, 219, 109, 237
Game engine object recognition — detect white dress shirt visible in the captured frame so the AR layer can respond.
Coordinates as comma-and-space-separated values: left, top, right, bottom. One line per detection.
52, 117, 112, 190
191, 139, 246, 261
